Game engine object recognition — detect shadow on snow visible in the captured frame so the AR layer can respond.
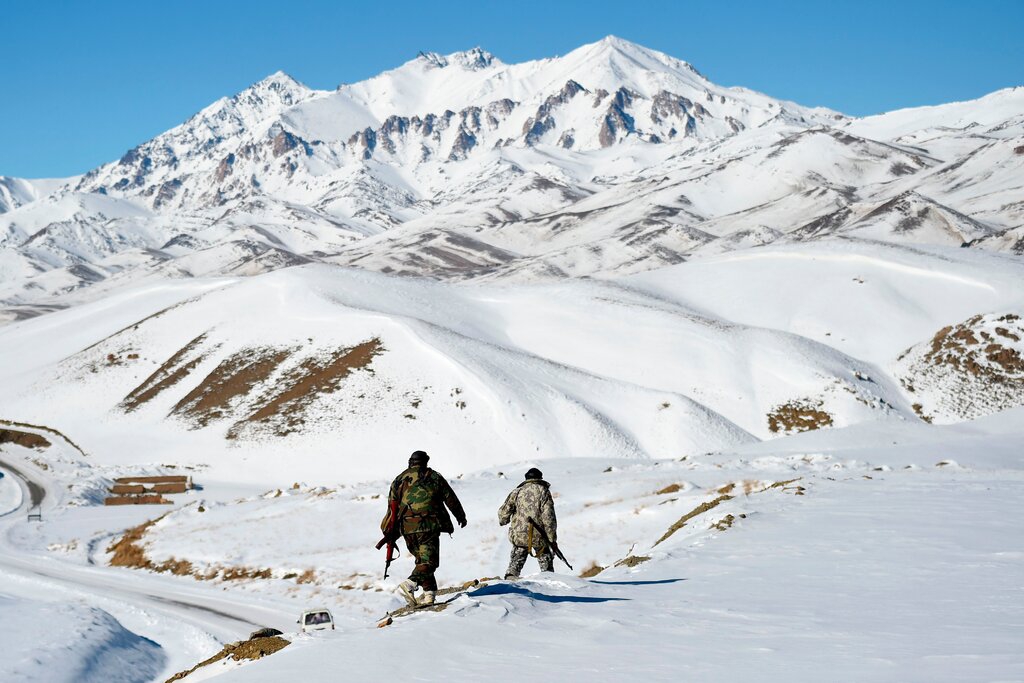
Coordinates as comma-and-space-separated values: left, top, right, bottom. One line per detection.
469, 583, 630, 604
589, 578, 687, 586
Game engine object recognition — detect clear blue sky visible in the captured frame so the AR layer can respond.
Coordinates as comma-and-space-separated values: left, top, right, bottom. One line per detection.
3, 0, 1022, 178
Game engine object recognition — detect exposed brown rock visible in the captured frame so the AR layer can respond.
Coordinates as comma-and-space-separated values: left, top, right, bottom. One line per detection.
598, 88, 637, 147
165, 636, 290, 682
215, 153, 235, 182
171, 347, 293, 428
654, 494, 733, 546
898, 312, 1024, 421
231, 338, 384, 437
614, 555, 651, 568
767, 400, 833, 434
121, 334, 210, 412
0, 429, 51, 450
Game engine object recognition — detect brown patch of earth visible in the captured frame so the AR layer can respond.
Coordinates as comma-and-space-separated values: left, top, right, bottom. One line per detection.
0, 428, 51, 450
579, 563, 605, 578
165, 636, 290, 682
711, 513, 742, 530
290, 568, 316, 584
614, 555, 651, 568
767, 400, 833, 434
654, 493, 734, 546
231, 338, 384, 437
171, 347, 294, 428
121, 334, 210, 412
912, 402, 934, 423
923, 313, 1024, 379
107, 515, 273, 581
0, 419, 89, 458
900, 313, 1024, 420
766, 478, 806, 495
656, 478, 803, 546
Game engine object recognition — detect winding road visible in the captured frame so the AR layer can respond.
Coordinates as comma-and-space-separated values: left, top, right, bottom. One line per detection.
0, 455, 45, 509
0, 436, 295, 681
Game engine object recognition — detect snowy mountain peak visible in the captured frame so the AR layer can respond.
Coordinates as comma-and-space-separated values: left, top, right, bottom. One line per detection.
416, 47, 500, 71
3, 37, 1023, 318
416, 50, 449, 68
568, 35, 707, 83
234, 70, 312, 107
452, 46, 499, 70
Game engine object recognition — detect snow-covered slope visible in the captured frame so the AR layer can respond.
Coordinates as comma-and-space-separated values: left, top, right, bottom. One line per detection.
0, 594, 165, 683
4, 406, 1021, 683
1, 240, 1021, 487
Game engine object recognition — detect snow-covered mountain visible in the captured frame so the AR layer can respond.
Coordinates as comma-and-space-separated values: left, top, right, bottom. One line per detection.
1, 37, 1021, 321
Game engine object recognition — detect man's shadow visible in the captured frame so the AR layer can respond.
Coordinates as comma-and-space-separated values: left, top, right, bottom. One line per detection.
468, 583, 629, 604
589, 578, 687, 586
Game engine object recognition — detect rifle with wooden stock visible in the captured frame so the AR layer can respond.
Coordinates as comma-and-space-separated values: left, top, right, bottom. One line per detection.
376, 501, 405, 579
527, 516, 573, 571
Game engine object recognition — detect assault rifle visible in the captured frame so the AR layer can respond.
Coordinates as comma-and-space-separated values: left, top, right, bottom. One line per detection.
527, 516, 573, 571
375, 533, 400, 579
376, 501, 405, 579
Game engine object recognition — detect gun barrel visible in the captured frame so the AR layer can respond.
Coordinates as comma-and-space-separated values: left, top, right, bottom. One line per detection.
527, 517, 572, 570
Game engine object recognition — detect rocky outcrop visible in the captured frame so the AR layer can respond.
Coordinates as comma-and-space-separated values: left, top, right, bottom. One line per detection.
897, 313, 1024, 422
347, 127, 377, 160
650, 90, 693, 124
448, 125, 478, 161
486, 98, 517, 126
0, 428, 51, 450
215, 153, 235, 182
523, 81, 587, 146
599, 88, 638, 147
271, 129, 309, 157
153, 178, 183, 208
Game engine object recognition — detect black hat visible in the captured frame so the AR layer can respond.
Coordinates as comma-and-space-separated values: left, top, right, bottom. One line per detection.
524, 467, 543, 480
409, 450, 429, 466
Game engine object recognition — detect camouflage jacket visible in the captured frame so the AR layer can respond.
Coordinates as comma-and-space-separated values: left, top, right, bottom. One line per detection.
387, 466, 466, 535
498, 479, 557, 548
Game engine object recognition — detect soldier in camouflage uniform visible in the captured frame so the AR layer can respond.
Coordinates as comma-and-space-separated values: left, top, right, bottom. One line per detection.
498, 468, 558, 579
387, 450, 466, 606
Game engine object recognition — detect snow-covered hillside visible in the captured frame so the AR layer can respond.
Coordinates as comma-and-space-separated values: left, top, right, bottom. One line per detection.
1, 37, 1022, 322
1, 35, 1022, 683
2, 240, 1022, 485
2, 404, 1022, 682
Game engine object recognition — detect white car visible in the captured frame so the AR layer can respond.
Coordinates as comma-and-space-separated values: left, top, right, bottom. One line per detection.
298, 608, 334, 632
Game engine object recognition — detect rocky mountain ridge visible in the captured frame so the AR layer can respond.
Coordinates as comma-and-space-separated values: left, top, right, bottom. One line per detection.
0, 37, 1022, 322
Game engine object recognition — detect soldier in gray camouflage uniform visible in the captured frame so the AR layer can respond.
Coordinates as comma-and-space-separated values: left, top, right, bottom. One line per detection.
498, 468, 558, 579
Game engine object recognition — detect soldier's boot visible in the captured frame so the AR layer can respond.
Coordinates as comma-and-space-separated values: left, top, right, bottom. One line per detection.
538, 549, 555, 572
419, 591, 436, 606
396, 579, 419, 607
505, 545, 528, 580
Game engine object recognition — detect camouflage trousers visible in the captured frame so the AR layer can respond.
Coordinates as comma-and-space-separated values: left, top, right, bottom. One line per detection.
403, 531, 440, 592
505, 544, 553, 579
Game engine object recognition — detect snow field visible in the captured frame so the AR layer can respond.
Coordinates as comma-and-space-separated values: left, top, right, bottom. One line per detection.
0, 593, 165, 683
141, 421, 1024, 682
